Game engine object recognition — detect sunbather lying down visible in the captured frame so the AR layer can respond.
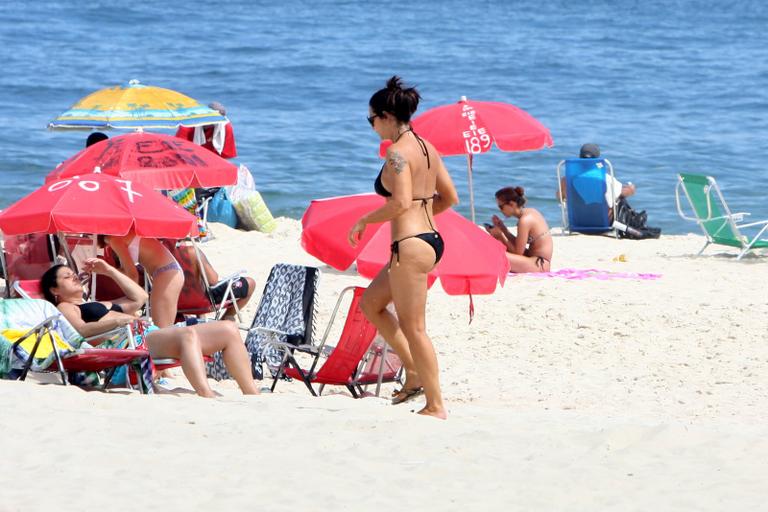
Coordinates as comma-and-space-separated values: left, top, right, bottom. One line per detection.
39, 258, 259, 398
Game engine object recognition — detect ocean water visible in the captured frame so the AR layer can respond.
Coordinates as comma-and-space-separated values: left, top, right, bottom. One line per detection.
1, 0, 767, 234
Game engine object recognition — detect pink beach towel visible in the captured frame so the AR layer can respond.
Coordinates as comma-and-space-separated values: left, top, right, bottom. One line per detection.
510, 268, 662, 280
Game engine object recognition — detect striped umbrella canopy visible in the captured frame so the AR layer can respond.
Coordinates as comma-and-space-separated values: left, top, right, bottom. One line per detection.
48, 79, 226, 130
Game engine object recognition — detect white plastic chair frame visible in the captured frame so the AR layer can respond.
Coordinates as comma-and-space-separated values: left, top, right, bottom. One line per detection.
675, 174, 768, 260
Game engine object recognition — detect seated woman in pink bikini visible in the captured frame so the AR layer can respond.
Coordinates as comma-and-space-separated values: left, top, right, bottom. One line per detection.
101, 229, 183, 328
486, 186, 553, 272
40, 258, 259, 398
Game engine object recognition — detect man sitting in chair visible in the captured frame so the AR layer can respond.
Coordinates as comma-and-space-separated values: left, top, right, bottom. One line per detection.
557, 143, 636, 220
173, 243, 256, 322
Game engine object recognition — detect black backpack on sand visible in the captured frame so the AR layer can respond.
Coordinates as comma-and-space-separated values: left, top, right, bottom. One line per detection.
615, 198, 661, 240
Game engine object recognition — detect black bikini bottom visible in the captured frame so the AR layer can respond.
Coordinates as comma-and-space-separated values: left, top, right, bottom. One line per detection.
390, 231, 445, 268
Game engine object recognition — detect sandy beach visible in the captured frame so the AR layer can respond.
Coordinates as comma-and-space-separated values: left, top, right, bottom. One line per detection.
1, 219, 767, 511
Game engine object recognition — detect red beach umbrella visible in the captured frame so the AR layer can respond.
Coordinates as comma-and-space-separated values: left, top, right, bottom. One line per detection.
0, 173, 197, 238
301, 194, 509, 315
45, 132, 237, 190
380, 97, 553, 223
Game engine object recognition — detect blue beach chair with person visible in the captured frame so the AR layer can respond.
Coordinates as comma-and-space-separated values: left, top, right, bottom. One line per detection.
556, 157, 621, 236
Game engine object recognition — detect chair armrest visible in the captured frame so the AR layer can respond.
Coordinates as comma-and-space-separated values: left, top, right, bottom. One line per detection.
730, 212, 749, 221
213, 270, 247, 288
735, 219, 768, 229
284, 343, 331, 356
250, 326, 293, 337
83, 326, 129, 343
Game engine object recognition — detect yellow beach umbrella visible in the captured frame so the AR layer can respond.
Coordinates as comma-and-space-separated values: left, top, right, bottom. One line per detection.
49, 79, 226, 130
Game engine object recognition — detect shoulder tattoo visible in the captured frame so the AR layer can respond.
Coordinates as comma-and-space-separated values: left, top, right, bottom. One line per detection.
387, 150, 407, 175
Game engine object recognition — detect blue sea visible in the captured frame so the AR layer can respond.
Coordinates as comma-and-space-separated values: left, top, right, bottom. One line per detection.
1, 0, 767, 234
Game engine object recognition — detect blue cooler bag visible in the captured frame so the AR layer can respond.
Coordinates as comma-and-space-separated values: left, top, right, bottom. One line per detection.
207, 188, 238, 228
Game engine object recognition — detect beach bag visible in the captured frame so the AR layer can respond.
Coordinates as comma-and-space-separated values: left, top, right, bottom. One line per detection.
207, 188, 239, 228
615, 198, 661, 240
233, 191, 277, 233
224, 164, 257, 203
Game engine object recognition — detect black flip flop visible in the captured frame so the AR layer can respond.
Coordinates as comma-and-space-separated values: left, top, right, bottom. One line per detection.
391, 387, 424, 405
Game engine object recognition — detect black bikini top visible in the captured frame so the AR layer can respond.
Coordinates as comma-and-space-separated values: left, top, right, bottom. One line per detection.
77, 302, 123, 323
374, 128, 432, 199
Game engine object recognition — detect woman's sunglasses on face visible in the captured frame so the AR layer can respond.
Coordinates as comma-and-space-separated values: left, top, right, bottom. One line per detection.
367, 114, 378, 126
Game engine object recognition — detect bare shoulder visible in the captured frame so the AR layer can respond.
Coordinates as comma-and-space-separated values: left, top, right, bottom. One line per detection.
522, 208, 546, 225
57, 301, 81, 321
385, 145, 409, 175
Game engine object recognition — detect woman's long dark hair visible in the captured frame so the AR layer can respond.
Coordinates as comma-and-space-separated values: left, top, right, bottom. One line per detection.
40, 264, 66, 305
369, 76, 421, 123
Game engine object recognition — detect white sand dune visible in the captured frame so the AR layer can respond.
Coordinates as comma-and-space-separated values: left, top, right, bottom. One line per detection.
1, 219, 767, 511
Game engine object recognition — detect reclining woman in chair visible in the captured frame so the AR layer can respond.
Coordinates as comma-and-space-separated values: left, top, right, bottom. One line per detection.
99, 230, 183, 328
486, 186, 553, 272
40, 259, 260, 398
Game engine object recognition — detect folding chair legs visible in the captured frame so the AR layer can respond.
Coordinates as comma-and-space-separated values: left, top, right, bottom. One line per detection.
696, 241, 711, 257
271, 350, 317, 396
16, 321, 68, 385
102, 366, 118, 390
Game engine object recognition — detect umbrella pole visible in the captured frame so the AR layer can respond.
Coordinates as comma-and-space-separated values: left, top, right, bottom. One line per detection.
466, 154, 476, 224
90, 234, 97, 300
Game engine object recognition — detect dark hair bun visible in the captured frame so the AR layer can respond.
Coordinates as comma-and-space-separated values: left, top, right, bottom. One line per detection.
386, 76, 403, 91
514, 186, 525, 197
370, 76, 421, 123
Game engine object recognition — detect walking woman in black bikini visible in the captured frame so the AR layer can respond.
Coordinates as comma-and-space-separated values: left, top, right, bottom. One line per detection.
348, 76, 458, 419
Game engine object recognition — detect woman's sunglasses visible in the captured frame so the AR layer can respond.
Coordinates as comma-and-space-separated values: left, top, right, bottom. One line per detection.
367, 114, 378, 126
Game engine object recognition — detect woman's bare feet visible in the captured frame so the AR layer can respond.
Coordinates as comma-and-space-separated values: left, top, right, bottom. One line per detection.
416, 405, 448, 420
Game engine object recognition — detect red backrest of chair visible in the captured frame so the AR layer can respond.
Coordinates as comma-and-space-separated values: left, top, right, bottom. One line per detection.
161, 239, 212, 313
315, 287, 378, 383
3, 234, 53, 292
90, 246, 125, 301
14, 279, 44, 299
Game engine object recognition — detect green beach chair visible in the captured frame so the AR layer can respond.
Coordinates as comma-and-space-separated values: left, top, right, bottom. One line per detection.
675, 173, 768, 260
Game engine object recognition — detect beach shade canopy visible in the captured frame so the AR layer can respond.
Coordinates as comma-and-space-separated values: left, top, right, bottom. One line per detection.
48, 79, 227, 130
301, 193, 509, 296
45, 132, 237, 190
380, 97, 553, 223
0, 173, 197, 238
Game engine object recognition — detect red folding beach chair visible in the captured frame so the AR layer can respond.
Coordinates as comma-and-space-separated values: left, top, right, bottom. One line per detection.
276, 286, 402, 398
2, 301, 152, 393
1, 233, 56, 298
